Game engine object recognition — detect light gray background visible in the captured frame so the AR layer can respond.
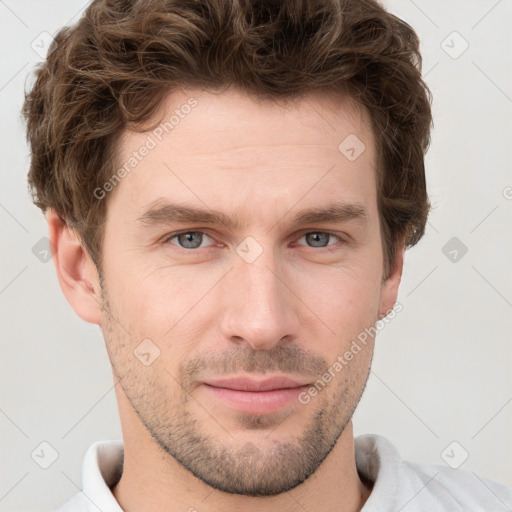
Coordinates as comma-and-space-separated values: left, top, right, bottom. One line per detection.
1, 1, 511, 510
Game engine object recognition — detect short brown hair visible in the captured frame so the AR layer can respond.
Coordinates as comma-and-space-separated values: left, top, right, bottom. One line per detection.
23, 0, 432, 279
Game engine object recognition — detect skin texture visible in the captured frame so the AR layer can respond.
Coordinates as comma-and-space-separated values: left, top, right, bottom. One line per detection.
48, 87, 404, 512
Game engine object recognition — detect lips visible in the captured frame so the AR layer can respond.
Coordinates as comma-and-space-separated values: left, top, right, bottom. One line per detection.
200, 375, 311, 415
202, 375, 309, 392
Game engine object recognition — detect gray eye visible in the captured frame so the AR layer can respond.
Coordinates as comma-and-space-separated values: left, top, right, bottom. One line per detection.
305, 233, 331, 247
175, 232, 204, 249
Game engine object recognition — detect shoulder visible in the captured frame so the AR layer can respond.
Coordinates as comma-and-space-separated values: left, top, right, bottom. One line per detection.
356, 434, 512, 511
404, 459, 512, 510
51, 439, 124, 512
52, 492, 92, 512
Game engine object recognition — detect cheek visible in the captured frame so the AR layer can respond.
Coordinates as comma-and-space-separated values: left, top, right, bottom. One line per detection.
290, 261, 381, 338
101, 231, 383, 363
103, 262, 220, 365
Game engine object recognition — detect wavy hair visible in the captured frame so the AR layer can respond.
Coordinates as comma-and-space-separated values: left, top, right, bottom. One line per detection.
23, 0, 433, 279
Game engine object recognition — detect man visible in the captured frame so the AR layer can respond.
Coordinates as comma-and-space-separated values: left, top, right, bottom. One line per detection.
22, 0, 512, 510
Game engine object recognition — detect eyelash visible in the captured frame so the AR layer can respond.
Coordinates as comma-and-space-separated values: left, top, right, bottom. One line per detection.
161, 230, 345, 253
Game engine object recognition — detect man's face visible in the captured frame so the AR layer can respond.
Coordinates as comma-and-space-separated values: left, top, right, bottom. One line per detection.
98, 88, 399, 496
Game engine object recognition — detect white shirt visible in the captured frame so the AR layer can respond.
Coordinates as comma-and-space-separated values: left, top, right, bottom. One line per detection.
54, 434, 512, 511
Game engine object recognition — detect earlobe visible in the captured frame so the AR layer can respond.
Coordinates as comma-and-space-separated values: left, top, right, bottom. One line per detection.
46, 209, 103, 325
378, 243, 405, 319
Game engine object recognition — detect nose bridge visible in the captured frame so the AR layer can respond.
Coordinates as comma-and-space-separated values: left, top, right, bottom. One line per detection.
219, 242, 297, 349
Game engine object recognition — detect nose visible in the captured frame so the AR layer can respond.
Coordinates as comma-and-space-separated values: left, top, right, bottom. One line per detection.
219, 250, 299, 351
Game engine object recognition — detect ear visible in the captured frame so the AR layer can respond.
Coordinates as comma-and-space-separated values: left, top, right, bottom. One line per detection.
46, 209, 103, 325
378, 242, 404, 319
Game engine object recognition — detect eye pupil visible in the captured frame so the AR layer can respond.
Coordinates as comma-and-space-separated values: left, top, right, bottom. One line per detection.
178, 232, 203, 249
306, 232, 330, 247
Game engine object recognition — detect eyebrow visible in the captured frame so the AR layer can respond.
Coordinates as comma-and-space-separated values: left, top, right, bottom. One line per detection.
136, 200, 369, 231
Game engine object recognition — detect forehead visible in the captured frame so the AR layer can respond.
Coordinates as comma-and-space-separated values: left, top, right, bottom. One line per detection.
108, 87, 378, 226
130, 86, 375, 156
